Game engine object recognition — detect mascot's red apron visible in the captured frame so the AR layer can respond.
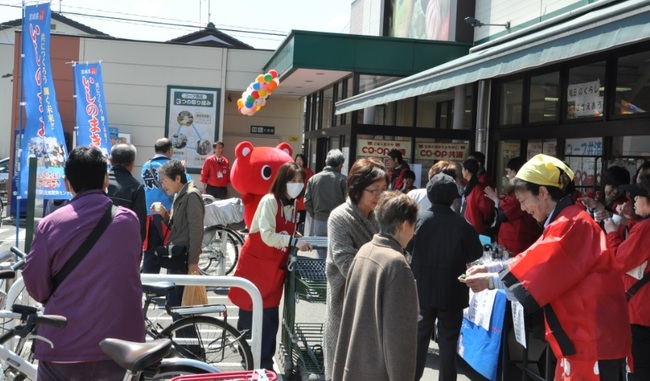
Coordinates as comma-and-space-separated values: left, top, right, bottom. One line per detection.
229, 199, 295, 311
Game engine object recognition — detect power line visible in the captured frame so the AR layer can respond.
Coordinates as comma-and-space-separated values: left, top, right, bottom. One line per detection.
0, 3, 289, 38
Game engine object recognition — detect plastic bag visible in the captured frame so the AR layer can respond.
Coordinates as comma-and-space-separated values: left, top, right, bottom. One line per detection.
181, 285, 208, 306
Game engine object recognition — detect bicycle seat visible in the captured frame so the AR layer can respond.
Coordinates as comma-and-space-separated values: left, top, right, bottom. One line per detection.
142, 282, 176, 297
99, 338, 171, 373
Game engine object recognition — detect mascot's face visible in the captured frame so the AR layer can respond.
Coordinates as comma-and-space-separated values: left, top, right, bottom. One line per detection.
230, 142, 293, 195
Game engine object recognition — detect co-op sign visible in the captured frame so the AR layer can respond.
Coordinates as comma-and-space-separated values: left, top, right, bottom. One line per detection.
357, 139, 467, 161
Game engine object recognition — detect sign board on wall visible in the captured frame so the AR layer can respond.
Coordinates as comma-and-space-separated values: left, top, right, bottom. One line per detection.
414, 142, 468, 161
165, 86, 220, 173
356, 139, 412, 159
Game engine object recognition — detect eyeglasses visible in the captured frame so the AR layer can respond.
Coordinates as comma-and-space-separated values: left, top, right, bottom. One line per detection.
364, 188, 385, 196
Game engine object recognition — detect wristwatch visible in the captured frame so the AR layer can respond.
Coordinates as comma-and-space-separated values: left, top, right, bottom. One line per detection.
487, 276, 495, 290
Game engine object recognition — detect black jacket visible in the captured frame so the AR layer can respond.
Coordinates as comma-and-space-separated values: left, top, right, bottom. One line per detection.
408, 204, 483, 310
108, 166, 147, 242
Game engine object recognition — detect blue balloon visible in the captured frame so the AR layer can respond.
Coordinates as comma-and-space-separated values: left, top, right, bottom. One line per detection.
252, 82, 261, 91
245, 101, 254, 108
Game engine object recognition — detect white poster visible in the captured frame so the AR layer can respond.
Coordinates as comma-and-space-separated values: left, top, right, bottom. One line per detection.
464, 289, 497, 331
415, 142, 468, 161
511, 300, 527, 348
567, 79, 604, 118
166, 86, 221, 173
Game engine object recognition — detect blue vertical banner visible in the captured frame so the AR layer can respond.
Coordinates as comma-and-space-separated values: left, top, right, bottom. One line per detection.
19, 2, 69, 199
73, 62, 112, 156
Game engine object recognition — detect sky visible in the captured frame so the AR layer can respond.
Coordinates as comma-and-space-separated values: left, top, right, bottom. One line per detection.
0, 0, 352, 49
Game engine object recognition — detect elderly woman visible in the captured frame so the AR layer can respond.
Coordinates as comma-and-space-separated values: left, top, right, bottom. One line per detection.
466, 154, 631, 381
151, 159, 204, 307
331, 191, 419, 381
323, 157, 389, 380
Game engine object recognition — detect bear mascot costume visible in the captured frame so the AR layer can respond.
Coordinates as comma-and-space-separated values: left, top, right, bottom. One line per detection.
230, 141, 293, 229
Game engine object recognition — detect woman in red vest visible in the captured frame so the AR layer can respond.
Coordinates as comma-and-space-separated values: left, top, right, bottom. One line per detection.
228, 162, 312, 369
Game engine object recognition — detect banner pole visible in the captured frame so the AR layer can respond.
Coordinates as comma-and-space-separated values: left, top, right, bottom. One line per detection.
15, 0, 26, 249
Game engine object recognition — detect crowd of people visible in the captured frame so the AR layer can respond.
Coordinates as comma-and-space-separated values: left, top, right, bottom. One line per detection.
19, 140, 650, 381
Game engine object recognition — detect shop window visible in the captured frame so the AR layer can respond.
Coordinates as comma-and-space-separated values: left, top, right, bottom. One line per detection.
436, 100, 453, 129
564, 137, 603, 193
496, 141, 522, 194
499, 79, 523, 125
615, 51, 650, 117
567, 61, 605, 120
528, 72, 560, 123
323, 87, 333, 129
396, 98, 415, 127
416, 95, 436, 128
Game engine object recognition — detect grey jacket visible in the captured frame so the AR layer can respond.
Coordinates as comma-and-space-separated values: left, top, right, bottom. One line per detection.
304, 167, 346, 221
165, 181, 204, 266
332, 234, 418, 381
323, 199, 378, 379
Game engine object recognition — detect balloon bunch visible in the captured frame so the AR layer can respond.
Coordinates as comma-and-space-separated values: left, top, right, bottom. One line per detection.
237, 69, 280, 116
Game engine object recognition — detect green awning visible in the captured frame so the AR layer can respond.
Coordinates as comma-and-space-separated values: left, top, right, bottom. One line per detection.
336, 0, 650, 114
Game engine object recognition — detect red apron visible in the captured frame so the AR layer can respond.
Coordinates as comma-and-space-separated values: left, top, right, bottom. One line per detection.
229, 198, 295, 311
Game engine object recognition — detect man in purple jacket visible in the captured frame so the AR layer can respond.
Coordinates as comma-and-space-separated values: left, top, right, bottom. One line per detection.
23, 146, 145, 381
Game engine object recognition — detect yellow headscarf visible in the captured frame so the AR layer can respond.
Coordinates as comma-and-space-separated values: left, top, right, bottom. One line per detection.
515, 154, 575, 188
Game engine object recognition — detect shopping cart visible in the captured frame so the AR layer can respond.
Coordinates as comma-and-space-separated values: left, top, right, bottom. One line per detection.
170, 369, 277, 381
280, 236, 328, 380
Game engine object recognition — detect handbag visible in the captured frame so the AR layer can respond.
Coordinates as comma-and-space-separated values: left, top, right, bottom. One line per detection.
154, 220, 188, 268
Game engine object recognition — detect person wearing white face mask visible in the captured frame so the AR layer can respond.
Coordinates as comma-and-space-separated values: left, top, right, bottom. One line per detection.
229, 162, 312, 370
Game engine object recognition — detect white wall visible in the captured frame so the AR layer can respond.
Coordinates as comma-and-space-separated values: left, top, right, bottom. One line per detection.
76, 37, 302, 179
350, 0, 383, 36
473, 0, 581, 41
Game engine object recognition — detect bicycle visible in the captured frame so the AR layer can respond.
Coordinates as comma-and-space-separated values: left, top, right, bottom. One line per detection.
0, 304, 217, 381
101, 337, 222, 381
200, 196, 245, 277
199, 225, 244, 276
142, 282, 253, 372
0, 249, 219, 381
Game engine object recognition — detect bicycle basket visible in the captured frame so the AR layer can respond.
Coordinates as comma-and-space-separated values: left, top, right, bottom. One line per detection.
204, 198, 244, 227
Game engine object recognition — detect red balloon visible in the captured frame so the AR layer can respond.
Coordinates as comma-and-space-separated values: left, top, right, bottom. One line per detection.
269, 69, 278, 79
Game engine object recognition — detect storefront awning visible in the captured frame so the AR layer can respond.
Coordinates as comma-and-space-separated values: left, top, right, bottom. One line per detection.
336, 0, 650, 115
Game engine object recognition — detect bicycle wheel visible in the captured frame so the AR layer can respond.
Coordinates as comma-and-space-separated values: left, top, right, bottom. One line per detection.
199, 226, 242, 276
159, 316, 253, 372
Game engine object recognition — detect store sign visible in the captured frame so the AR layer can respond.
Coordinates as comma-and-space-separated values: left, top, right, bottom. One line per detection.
356, 139, 412, 159
250, 125, 275, 135
415, 142, 467, 161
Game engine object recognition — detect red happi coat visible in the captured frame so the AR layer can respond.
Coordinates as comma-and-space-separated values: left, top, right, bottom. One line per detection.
501, 199, 631, 381
229, 198, 296, 310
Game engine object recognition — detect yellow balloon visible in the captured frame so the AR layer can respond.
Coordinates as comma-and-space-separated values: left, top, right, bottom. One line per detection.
237, 99, 244, 107
258, 90, 268, 98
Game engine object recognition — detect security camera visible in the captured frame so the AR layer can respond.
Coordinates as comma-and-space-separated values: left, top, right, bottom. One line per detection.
464, 17, 483, 28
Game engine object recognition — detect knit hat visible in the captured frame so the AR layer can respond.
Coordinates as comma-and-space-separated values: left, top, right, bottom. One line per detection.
515, 154, 574, 188
426, 173, 460, 206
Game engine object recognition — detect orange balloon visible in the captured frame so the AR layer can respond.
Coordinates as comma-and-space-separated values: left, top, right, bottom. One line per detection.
237, 99, 244, 107
267, 81, 277, 91
256, 75, 265, 83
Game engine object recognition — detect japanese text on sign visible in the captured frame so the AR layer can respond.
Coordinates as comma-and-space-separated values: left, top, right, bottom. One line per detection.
356, 138, 412, 158
415, 142, 467, 160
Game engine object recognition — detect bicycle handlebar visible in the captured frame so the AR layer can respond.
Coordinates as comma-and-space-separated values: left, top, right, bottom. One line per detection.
9, 246, 26, 271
